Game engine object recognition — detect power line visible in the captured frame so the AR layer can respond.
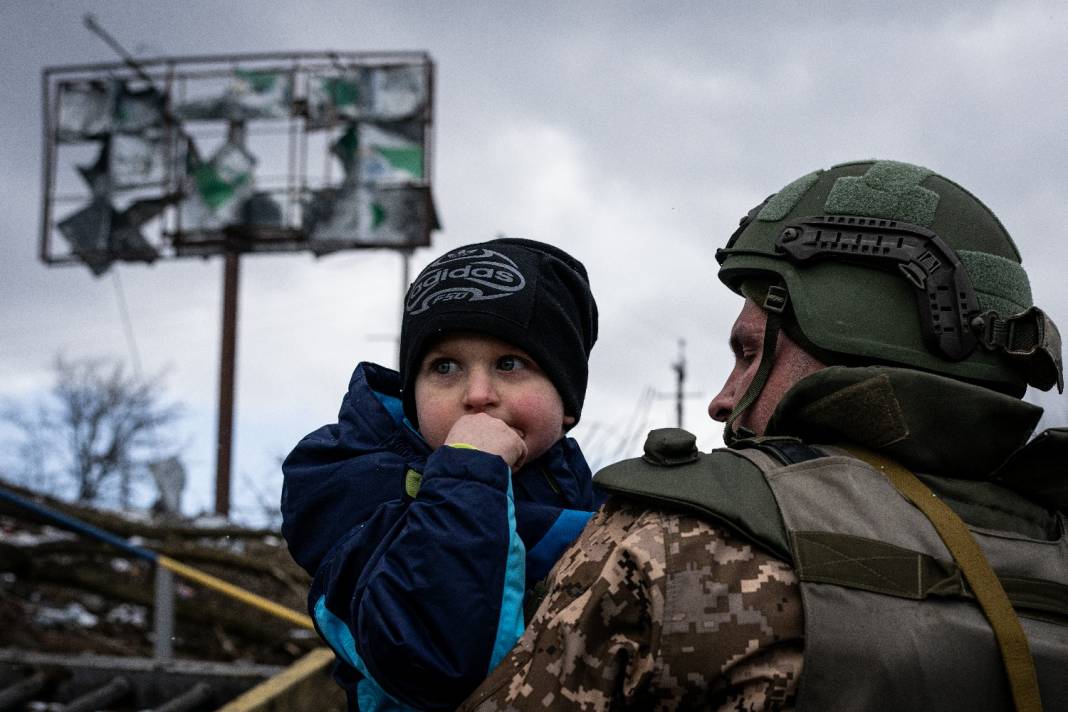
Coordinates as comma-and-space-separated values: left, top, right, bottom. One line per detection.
83, 14, 156, 87
609, 385, 655, 463
111, 269, 142, 378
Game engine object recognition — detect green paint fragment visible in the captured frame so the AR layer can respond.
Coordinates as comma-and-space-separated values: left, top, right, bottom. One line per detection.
371, 202, 386, 229
236, 70, 278, 94
324, 77, 359, 107
825, 160, 939, 226
757, 171, 822, 221
194, 165, 248, 210
331, 125, 358, 173
377, 147, 423, 179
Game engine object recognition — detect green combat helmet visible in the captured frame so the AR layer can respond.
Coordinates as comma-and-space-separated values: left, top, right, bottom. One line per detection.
715, 159, 1063, 438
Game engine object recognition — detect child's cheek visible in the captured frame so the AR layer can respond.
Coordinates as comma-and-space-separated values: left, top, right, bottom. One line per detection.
509, 390, 566, 448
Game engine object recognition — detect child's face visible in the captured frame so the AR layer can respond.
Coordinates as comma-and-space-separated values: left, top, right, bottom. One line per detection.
414, 332, 574, 463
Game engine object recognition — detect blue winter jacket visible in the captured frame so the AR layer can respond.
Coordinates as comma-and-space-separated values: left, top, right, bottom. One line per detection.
281, 362, 601, 711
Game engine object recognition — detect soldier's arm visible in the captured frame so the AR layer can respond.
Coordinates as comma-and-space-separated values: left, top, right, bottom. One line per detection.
459, 500, 667, 710
461, 499, 805, 711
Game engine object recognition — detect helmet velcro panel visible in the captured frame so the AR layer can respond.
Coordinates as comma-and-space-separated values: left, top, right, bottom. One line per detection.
824, 161, 939, 226
958, 250, 1033, 316
757, 171, 822, 222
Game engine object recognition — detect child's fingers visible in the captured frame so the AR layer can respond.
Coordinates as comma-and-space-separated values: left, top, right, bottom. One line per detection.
445, 413, 526, 467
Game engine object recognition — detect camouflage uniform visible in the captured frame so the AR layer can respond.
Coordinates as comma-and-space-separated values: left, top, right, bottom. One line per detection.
460, 497, 803, 711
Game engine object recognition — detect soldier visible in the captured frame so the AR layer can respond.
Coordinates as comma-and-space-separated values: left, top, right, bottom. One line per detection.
460, 159, 1068, 711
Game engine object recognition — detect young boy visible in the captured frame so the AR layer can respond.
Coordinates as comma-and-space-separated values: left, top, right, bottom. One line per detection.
281, 238, 601, 711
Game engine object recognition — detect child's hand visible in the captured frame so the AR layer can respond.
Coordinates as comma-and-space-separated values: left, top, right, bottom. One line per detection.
445, 413, 528, 470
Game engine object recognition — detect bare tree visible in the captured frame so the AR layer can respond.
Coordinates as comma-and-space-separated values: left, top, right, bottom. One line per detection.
234, 459, 285, 530
1, 355, 183, 506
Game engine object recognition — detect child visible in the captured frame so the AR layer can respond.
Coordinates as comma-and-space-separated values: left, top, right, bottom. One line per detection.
281, 238, 601, 711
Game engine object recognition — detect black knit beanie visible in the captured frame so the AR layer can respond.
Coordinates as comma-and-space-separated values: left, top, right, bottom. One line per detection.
399, 238, 598, 428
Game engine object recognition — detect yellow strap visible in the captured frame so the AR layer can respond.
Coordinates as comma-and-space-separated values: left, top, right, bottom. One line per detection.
157, 554, 315, 630
841, 446, 1042, 712
214, 647, 336, 711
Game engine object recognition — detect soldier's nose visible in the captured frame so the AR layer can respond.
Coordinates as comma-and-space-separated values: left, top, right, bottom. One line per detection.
708, 381, 735, 423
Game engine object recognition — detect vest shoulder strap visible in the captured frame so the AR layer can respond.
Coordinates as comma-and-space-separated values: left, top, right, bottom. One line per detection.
595, 443, 792, 562
731, 435, 826, 466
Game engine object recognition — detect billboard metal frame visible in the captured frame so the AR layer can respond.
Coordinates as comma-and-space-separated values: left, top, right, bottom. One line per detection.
41, 50, 438, 269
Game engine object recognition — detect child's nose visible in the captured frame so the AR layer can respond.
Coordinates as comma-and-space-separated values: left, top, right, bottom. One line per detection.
463, 370, 499, 410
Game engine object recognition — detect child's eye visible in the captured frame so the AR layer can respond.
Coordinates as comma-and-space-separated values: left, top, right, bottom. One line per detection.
431, 359, 459, 375
497, 355, 525, 372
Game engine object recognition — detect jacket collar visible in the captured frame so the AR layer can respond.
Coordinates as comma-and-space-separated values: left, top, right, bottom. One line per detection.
767, 366, 1043, 478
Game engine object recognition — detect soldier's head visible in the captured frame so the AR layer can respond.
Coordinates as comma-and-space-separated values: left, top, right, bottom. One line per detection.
710, 159, 1063, 442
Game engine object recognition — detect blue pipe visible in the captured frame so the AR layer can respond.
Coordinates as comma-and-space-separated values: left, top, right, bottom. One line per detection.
0, 484, 158, 561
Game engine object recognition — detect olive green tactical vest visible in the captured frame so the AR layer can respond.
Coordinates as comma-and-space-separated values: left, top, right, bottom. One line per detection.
596, 430, 1068, 711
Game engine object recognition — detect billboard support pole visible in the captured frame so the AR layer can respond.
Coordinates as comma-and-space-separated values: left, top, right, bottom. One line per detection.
215, 251, 240, 517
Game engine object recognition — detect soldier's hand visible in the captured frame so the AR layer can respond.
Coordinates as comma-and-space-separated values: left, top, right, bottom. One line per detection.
445, 413, 528, 470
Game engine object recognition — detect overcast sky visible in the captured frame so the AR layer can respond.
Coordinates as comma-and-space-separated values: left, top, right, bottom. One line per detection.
2, 1, 1067, 523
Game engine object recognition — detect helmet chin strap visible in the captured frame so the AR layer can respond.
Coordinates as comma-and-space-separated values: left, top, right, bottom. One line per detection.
723, 285, 788, 446
723, 423, 757, 446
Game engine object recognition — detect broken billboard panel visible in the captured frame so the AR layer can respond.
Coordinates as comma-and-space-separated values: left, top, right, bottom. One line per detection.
305, 63, 428, 127
56, 80, 114, 142
175, 70, 293, 122
110, 133, 168, 189
114, 84, 166, 133
330, 123, 359, 177
361, 184, 434, 245
179, 139, 257, 232
369, 64, 428, 119
239, 191, 285, 229
302, 182, 361, 252
359, 122, 424, 184
56, 80, 166, 141
57, 197, 159, 275
304, 183, 432, 250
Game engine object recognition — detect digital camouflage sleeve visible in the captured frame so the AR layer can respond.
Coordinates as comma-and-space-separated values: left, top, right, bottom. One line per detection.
459, 498, 804, 711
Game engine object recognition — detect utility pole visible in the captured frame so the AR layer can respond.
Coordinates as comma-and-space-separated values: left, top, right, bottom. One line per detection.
399, 247, 412, 367
215, 249, 240, 517
672, 339, 685, 429
656, 339, 701, 431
